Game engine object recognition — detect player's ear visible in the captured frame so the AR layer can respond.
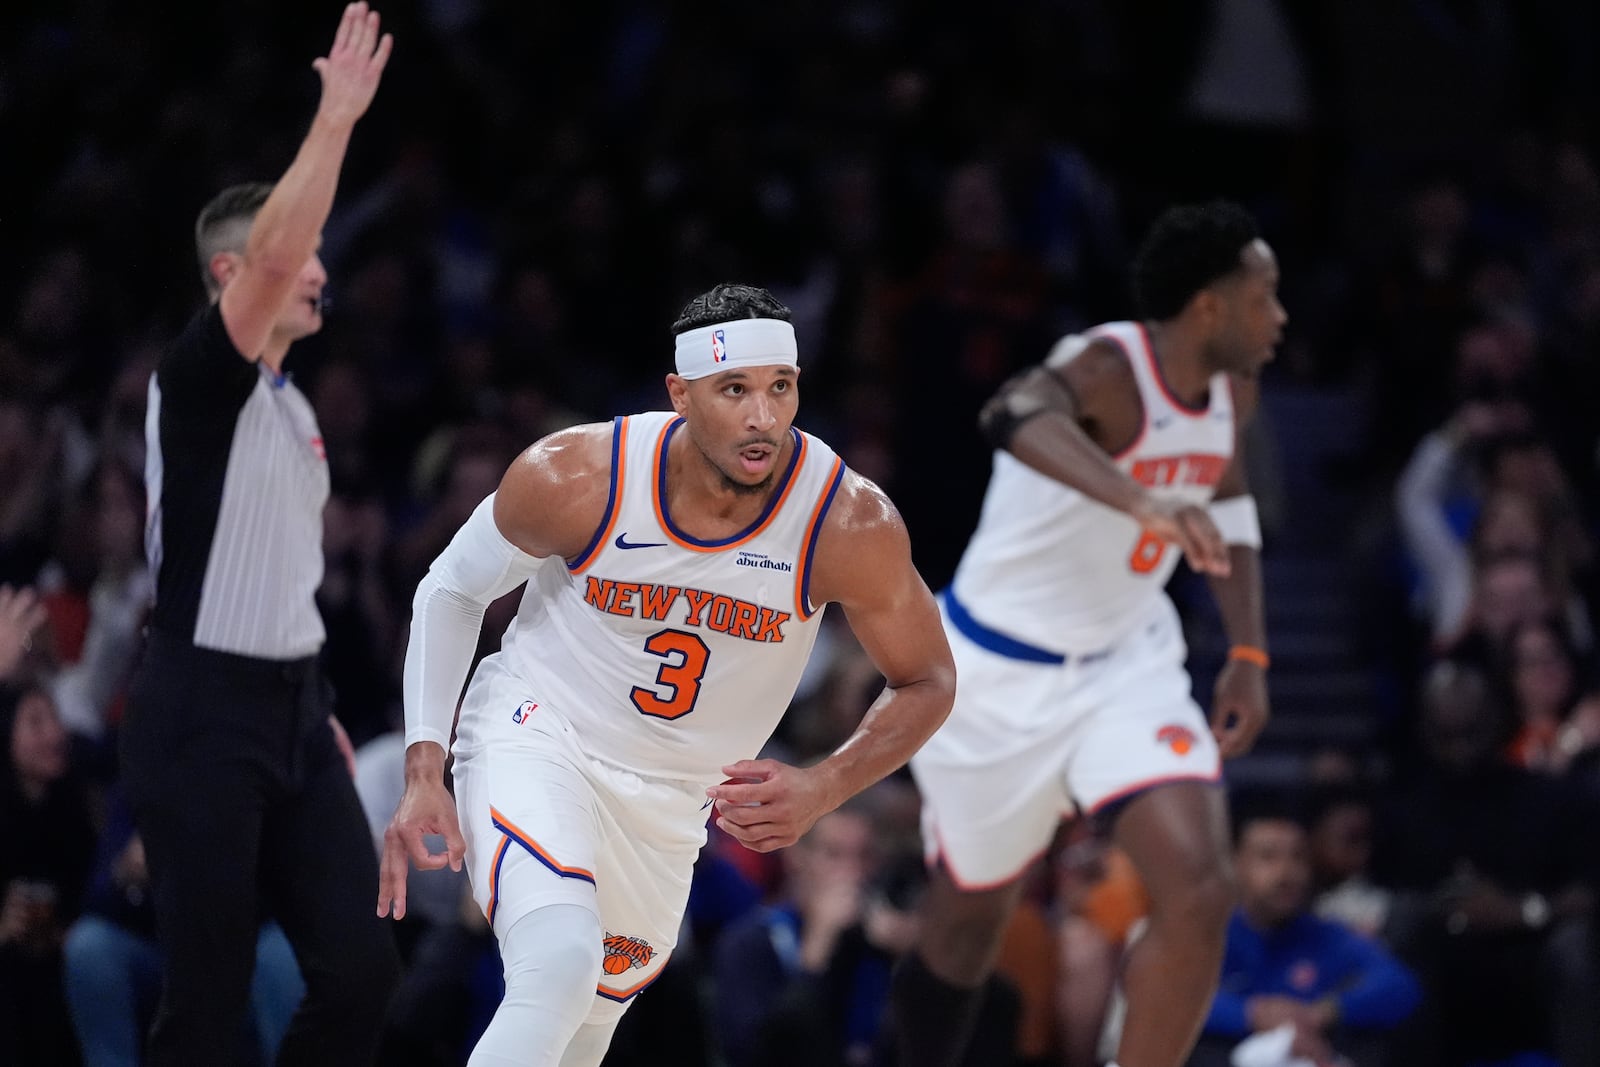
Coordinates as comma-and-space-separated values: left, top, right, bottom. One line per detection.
665, 373, 691, 416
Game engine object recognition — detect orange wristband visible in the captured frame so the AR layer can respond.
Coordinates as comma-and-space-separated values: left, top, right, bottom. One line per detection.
1228, 645, 1270, 669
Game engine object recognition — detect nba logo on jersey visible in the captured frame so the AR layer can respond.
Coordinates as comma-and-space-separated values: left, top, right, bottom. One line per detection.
711, 329, 727, 363
511, 700, 538, 725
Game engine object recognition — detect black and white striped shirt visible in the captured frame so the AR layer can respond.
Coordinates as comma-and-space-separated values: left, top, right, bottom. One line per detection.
143, 305, 329, 659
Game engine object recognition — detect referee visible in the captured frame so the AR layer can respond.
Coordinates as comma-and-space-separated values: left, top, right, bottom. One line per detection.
120, 7, 399, 1065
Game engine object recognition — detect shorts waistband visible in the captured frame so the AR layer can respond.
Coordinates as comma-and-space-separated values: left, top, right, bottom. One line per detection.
941, 588, 1066, 664
143, 629, 319, 682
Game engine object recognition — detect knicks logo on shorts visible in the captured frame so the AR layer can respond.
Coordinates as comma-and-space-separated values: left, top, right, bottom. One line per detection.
1156, 724, 1196, 756
602, 933, 655, 975
511, 700, 539, 725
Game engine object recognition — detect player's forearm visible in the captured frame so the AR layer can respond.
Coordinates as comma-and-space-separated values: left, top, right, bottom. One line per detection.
1206, 545, 1266, 651
401, 574, 485, 754
245, 116, 355, 276
811, 673, 955, 808
1007, 413, 1149, 517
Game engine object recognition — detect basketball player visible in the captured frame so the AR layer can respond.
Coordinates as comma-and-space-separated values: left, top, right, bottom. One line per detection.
377, 284, 956, 1067
892, 201, 1284, 1067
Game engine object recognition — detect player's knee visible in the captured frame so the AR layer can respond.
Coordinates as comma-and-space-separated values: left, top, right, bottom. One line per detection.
1154, 861, 1235, 933
501, 904, 604, 1009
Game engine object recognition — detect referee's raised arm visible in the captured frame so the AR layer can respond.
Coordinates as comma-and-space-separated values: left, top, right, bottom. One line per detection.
216, 2, 391, 368
118, 7, 401, 1066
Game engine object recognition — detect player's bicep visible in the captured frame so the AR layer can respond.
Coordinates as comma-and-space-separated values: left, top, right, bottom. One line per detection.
816, 482, 953, 692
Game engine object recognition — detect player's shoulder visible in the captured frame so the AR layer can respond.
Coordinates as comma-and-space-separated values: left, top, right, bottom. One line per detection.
806, 467, 911, 605
817, 468, 907, 550
513, 420, 618, 482
1047, 331, 1135, 388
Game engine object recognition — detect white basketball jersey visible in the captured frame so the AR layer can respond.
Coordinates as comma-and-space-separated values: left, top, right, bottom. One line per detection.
949, 321, 1236, 651
466, 411, 845, 782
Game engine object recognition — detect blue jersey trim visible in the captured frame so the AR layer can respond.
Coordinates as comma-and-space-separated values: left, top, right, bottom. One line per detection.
942, 587, 1065, 664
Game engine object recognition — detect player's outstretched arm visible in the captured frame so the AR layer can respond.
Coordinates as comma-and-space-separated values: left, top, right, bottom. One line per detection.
219, 2, 393, 360
378, 422, 613, 919
979, 336, 1230, 576
709, 472, 955, 852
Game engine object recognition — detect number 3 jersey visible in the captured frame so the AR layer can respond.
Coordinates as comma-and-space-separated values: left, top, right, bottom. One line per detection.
949, 321, 1236, 653
456, 411, 845, 783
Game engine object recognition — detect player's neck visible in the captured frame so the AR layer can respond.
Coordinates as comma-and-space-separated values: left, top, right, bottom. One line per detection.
1143, 319, 1213, 408
666, 432, 789, 532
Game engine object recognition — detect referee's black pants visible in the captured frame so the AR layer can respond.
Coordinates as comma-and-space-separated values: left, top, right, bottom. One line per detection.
121, 632, 400, 1067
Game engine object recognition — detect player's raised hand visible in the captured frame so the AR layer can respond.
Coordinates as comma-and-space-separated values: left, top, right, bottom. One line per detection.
1131, 497, 1231, 577
377, 773, 465, 920
312, 2, 393, 129
707, 759, 838, 853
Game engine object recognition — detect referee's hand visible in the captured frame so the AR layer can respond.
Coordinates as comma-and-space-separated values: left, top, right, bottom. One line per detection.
377, 750, 466, 920
313, 2, 393, 130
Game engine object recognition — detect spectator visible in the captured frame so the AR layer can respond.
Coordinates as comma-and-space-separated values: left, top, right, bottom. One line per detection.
0, 682, 97, 1065
1497, 616, 1592, 773
714, 799, 980, 1067
1304, 786, 1390, 941
1375, 659, 1599, 1065
1190, 803, 1420, 1067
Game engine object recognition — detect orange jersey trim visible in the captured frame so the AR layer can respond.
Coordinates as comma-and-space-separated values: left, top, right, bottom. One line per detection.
568, 416, 629, 574
489, 806, 596, 884
596, 955, 671, 1002
794, 457, 846, 619
1084, 770, 1223, 816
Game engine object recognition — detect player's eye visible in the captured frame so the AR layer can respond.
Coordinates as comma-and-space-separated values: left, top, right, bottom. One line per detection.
725, 383, 744, 396
772, 380, 789, 393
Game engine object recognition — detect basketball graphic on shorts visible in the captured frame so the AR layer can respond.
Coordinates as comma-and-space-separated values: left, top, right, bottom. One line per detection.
1156, 724, 1196, 755
601, 932, 655, 974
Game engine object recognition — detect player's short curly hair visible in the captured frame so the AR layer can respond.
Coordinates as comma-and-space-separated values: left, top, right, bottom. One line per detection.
1131, 200, 1260, 321
671, 283, 792, 335
195, 182, 273, 296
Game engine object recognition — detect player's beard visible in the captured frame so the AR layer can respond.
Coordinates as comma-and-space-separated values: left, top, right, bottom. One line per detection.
694, 438, 775, 496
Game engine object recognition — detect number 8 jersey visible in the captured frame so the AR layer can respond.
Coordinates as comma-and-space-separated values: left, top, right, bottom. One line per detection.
455, 411, 845, 782
949, 321, 1236, 653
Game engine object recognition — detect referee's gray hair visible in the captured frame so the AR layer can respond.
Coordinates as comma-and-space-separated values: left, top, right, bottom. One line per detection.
195, 183, 273, 297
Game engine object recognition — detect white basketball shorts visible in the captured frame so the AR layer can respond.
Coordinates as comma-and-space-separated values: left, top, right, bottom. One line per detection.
452, 656, 708, 1021
909, 591, 1221, 889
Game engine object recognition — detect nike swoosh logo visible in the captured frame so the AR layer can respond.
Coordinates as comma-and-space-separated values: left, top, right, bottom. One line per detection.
615, 533, 668, 550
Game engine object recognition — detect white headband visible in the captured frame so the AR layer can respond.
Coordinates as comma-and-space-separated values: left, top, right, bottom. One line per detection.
674, 319, 799, 380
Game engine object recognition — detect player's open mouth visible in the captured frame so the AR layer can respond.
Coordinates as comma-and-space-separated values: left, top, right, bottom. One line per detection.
738, 446, 774, 474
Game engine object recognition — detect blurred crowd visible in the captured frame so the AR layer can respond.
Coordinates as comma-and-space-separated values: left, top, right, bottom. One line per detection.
2, 0, 1599, 1064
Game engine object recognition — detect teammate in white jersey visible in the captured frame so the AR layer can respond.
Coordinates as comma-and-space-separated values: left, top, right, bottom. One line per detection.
377, 283, 955, 1067
892, 202, 1285, 1067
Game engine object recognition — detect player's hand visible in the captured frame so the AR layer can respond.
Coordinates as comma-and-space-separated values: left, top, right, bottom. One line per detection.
1129, 497, 1230, 577
1210, 656, 1269, 758
377, 772, 465, 920
312, 2, 393, 129
707, 759, 837, 853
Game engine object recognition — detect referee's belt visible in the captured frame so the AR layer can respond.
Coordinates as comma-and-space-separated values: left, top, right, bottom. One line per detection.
940, 588, 1111, 667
